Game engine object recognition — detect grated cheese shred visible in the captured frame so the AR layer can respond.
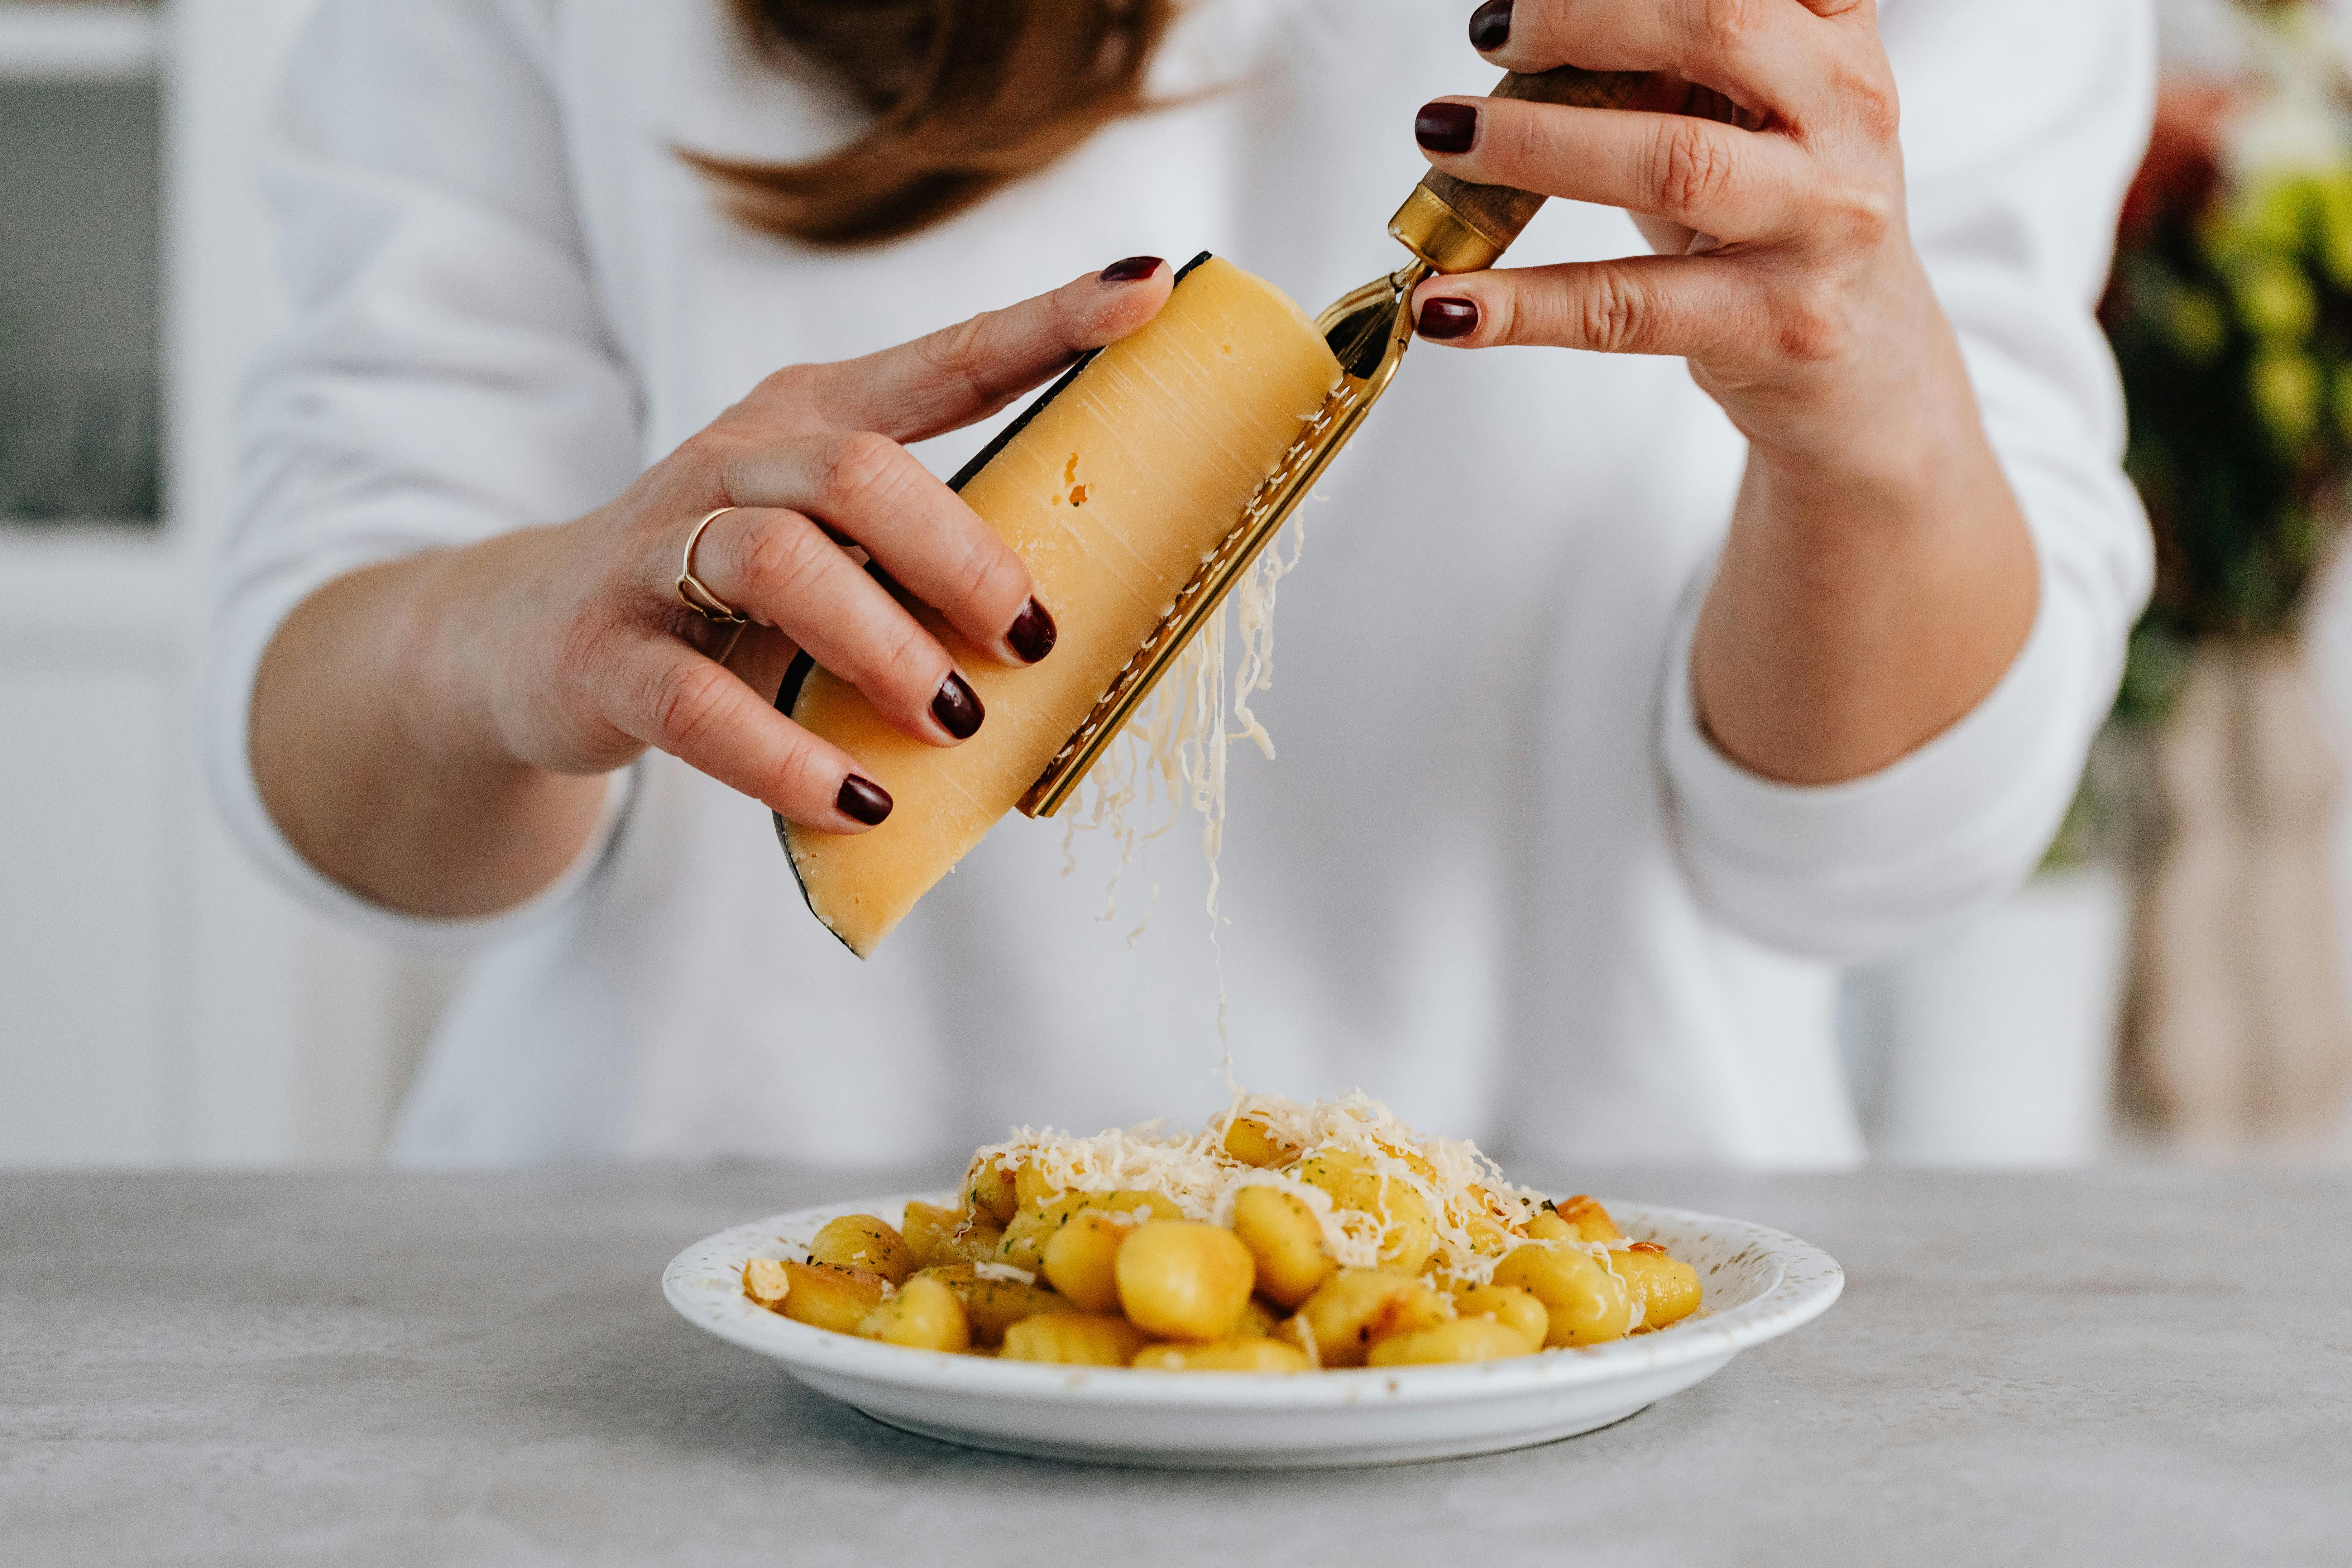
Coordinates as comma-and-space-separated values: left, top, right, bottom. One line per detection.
1055, 512, 1315, 1079
1060, 508, 1312, 942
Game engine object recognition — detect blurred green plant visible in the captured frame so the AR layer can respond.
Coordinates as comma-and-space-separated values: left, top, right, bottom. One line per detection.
2102, 3, 2352, 729
2107, 166, 2352, 693
2052, 2, 2352, 869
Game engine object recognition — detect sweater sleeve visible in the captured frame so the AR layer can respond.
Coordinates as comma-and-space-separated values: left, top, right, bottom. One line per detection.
198, 0, 645, 952
1658, 0, 2158, 964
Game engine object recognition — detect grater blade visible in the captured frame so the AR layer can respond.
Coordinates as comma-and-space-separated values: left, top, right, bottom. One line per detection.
1014, 259, 1432, 819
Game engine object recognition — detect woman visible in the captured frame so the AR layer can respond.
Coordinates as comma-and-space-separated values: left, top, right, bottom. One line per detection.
206, 0, 2155, 1168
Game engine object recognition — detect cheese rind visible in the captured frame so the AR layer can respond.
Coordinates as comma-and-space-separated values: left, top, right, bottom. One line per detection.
782, 255, 1342, 958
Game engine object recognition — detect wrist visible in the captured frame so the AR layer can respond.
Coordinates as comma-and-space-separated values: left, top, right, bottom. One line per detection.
1737, 334, 2000, 540
391, 526, 572, 780
1742, 415, 2004, 549
1695, 333, 2037, 783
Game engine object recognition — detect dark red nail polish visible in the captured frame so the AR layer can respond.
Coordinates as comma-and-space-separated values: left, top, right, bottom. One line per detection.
1417, 297, 1480, 340
1415, 101, 1478, 155
1100, 255, 1165, 284
1469, 0, 1513, 51
933, 672, 984, 739
1007, 597, 1058, 664
837, 775, 893, 826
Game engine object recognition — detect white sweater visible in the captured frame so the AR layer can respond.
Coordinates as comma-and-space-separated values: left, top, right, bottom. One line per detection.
204, 0, 2156, 1169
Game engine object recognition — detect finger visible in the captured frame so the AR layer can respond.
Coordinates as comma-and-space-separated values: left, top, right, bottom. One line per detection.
707, 427, 1047, 667
615, 634, 895, 833
1416, 96, 1816, 242
693, 505, 987, 747
1469, 0, 1825, 119
1411, 255, 1776, 364
789, 260, 1175, 443
721, 623, 800, 705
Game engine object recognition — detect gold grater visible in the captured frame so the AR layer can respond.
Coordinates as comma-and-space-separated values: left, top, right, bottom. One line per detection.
1012, 64, 1644, 818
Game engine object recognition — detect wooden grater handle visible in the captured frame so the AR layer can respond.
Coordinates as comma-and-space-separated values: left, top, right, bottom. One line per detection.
1392, 66, 1648, 273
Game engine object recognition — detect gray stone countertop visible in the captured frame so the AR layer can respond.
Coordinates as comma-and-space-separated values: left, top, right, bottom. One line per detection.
3, 1163, 2347, 1567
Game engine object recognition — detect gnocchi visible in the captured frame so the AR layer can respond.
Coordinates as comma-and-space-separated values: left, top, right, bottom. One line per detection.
915, 1264, 1061, 1345
1039, 1208, 1134, 1312
1229, 1184, 1336, 1307
900, 1199, 1000, 1269
749, 1258, 887, 1335
1221, 1115, 1300, 1169
1001, 1310, 1149, 1366
1366, 1317, 1536, 1366
808, 1213, 917, 1284
740, 1093, 1705, 1373
1000, 1188, 1181, 1275
1115, 1221, 1255, 1341
1611, 1242, 1703, 1331
856, 1273, 969, 1352
1132, 1337, 1312, 1373
1490, 1242, 1634, 1347
1297, 1150, 1434, 1276
1451, 1284, 1550, 1349
1294, 1268, 1424, 1367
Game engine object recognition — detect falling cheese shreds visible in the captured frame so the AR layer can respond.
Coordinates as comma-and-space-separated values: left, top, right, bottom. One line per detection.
964, 1091, 1574, 1287
1065, 410, 1317, 945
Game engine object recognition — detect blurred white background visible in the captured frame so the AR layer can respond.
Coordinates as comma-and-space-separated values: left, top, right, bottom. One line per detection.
0, 0, 451, 1167
4, 0, 2350, 1169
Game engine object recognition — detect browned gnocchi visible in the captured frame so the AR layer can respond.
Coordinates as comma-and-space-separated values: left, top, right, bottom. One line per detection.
741, 1093, 1704, 1370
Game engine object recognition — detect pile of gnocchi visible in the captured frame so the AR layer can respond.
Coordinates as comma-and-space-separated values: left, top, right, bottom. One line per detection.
741, 1093, 1702, 1371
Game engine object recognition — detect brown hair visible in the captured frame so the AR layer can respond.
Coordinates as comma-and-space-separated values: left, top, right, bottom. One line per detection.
689, 0, 1177, 248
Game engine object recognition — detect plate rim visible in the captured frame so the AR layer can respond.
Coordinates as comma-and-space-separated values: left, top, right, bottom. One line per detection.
663, 1191, 1843, 1410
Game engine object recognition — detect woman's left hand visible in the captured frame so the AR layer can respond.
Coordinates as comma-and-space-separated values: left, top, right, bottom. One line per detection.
1411, 0, 2041, 785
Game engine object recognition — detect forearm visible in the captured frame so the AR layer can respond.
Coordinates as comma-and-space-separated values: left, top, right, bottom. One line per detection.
1690, 326, 2040, 785
250, 533, 610, 920
1407, 0, 2054, 786
240, 267, 1172, 926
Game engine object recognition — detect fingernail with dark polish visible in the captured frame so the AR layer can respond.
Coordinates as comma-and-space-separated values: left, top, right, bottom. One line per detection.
1417, 297, 1480, 340
1007, 597, 1058, 663
1100, 255, 1165, 284
933, 672, 984, 739
1469, 0, 1513, 51
1415, 101, 1478, 155
837, 775, 893, 826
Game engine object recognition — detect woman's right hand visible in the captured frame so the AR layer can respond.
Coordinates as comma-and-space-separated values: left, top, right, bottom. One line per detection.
253, 260, 1171, 916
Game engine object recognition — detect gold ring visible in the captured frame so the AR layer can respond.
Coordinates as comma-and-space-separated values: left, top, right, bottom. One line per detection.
677, 507, 749, 625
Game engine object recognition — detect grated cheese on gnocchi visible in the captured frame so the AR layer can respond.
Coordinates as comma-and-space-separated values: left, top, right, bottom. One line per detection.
748, 1092, 1706, 1370
969, 1091, 1563, 1287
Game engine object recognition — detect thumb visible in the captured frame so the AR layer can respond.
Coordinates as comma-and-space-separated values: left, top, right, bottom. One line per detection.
797, 257, 1174, 442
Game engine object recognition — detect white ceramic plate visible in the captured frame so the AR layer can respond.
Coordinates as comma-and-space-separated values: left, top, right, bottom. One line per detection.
664, 1192, 1842, 1470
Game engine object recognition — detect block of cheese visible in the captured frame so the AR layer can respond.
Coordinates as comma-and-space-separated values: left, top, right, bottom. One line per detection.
780, 254, 1342, 958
